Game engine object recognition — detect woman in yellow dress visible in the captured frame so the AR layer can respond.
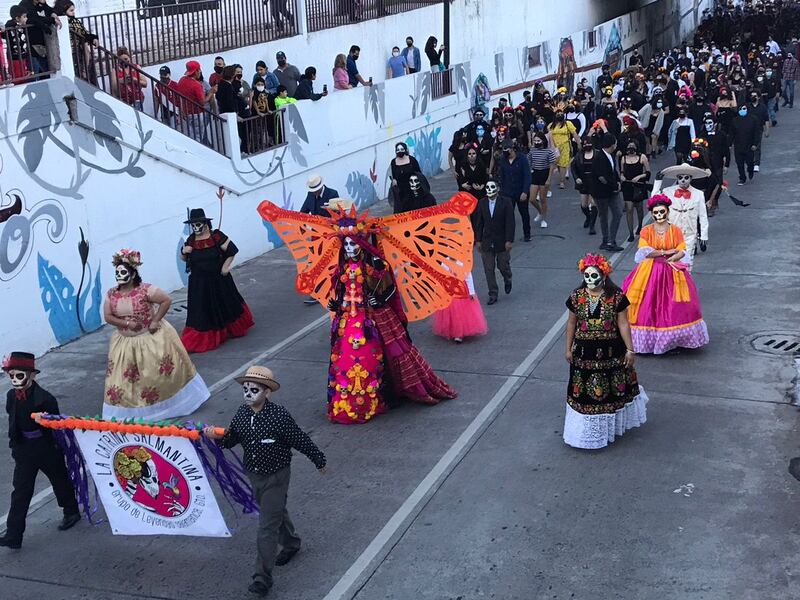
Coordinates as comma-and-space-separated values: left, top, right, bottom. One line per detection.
102, 249, 210, 420
548, 106, 582, 189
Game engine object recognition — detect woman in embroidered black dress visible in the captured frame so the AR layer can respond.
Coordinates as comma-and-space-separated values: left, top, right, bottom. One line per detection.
180, 208, 254, 352
563, 253, 648, 450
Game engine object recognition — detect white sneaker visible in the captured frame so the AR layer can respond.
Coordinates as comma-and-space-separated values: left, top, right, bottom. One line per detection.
540, 220, 548, 228
533, 214, 542, 223
547, 190, 552, 198
565, 171, 570, 179
753, 165, 760, 172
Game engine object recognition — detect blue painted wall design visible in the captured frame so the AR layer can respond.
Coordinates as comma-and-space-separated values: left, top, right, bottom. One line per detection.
38, 254, 102, 345
406, 122, 443, 178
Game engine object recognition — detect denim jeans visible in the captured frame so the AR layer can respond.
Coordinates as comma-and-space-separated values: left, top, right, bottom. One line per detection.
767, 97, 778, 123
782, 79, 796, 106
594, 193, 623, 245
31, 55, 48, 74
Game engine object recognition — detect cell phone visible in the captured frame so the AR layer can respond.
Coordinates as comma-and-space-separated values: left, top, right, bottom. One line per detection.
369, 76, 373, 84
323, 84, 328, 93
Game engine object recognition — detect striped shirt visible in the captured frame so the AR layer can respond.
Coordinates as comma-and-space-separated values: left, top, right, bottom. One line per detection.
527, 148, 556, 171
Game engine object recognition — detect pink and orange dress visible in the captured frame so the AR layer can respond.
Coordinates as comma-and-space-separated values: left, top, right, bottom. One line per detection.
622, 224, 709, 354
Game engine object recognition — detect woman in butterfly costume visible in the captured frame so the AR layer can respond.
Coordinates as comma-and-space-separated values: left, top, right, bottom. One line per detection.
258, 194, 477, 424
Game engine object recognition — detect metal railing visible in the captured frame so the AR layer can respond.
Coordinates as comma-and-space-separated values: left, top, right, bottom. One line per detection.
75, 43, 227, 154
240, 109, 287, 156
430, 68, 453, 99
306, 0, 437, 33
0, 24, 56, 85
81, 0, 298, 67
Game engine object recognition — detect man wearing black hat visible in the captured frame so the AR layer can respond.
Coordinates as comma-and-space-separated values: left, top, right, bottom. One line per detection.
154, 65, 179, 126
1, 352, 80, 549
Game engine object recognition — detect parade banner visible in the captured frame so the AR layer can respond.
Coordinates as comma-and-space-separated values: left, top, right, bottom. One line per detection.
73, 429, 231, 537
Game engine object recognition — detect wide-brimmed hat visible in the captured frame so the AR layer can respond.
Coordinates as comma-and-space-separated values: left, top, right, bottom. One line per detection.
184, 208, 212, 224
660, 163, 711, 179
326, 198, 354, 211
234, 365, 280, 391
2, 351, 40, 374
307, 174, 324, 192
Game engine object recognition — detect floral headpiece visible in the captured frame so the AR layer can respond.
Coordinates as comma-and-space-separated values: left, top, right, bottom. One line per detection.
692, 137, 709, 147
111, 248, 142, 269
578, 253, 612, 276
647, 194, 672, 210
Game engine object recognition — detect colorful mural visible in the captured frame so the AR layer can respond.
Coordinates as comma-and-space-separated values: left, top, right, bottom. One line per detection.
557, 38, 578, 92
603, 22, 624, 72
406, 121, 443, 179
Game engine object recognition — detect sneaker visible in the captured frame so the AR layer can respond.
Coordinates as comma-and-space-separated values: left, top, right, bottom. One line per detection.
303, 297, 317, 305
753, 165, 760, 173
547, 190, 552, 198
540, 220, 548, 228
453, 337, 463, 344
523, 236, 532, 242
607, 244, 624, 252
248, 580, 271, 596
533, 214, 542, 223
737, 180, 745, 186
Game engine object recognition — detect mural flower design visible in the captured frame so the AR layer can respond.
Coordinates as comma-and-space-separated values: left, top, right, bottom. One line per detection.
346, 171, 378, 210
38, 254, 102, 345
405, 126, 443, 178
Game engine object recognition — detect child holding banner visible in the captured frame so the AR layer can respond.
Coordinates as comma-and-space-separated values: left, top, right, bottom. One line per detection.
204, 365, 327, 597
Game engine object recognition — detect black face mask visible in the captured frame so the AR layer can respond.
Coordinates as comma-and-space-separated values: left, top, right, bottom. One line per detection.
214, 66, 223, 74
406, 41, 413, 47
626, 148, 637, 155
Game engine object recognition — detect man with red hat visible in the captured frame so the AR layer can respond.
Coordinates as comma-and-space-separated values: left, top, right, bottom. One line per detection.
1, 352, 80, 549
174, 59, 216, 144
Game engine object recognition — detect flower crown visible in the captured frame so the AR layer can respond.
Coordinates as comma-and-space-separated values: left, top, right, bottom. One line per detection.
578, 253, 612, 276
647, 194, 672, 210
326, 205, 380, 240
112, 248, 143, 269
692, 137, 709, 147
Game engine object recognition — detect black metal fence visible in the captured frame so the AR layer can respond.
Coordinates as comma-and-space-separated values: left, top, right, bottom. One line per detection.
75, 44, 227, 155
240, 109, 287, 156
0, 24, 56, 85
81, 0, 298, 67
430, 68, 453, 99
306, 0, 437, 33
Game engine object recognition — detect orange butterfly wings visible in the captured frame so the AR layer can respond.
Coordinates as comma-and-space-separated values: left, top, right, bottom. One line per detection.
256, 193, 477, 322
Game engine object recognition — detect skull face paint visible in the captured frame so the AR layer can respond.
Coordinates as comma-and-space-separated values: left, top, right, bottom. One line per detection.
485, 181, 499, 199
651, 206, 669, 223
242, 381, 268, 406
676, 174, 692, 189
343, 236, 361, 259
115, 264, 132, 285
7, 369, 31, 390
409, 175, 422, 195
191, 221, 208, 235
395, 143, 407, 157
583, 266, 603, 290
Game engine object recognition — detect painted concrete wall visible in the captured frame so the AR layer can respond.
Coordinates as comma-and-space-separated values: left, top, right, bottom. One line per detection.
0, 0, 710, 356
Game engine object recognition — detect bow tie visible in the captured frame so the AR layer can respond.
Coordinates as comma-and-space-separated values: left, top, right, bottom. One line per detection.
15, 389, 27, 401
674, 188, 692, 199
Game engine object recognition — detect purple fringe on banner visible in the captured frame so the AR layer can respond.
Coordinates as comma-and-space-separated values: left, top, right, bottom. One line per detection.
51, 426, 103, 525
191, 430, 259, 515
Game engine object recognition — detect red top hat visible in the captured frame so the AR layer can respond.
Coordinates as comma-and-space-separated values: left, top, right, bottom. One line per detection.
2, 352, 40, 373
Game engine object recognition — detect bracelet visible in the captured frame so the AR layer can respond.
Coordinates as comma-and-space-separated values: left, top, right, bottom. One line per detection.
625, 349, 634, 354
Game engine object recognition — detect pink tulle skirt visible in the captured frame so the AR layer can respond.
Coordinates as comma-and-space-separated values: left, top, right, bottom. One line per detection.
432, 297, 488, 340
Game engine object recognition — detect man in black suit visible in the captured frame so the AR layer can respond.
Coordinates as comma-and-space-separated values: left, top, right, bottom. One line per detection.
300, 175, 340, 216
591, 133, 624, 252
474, 180, 514, 305
1, 352, 80, 550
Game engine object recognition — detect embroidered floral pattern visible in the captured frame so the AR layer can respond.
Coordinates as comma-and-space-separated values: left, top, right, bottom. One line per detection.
140, 387, 160, 405
106, 359, 115, 376
106, 385, 124, 405
159, 354, 175, 376
123, 363, 140, 383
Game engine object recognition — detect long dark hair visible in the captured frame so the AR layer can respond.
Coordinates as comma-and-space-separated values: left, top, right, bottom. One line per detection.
578, 274, 621, 298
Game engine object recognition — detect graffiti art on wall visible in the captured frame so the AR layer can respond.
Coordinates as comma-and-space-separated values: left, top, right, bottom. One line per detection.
603, 22, 624, 72
0, 190, 67, 282
557, 38, 578, 92
364, 83, 386, 126
472, 73, 492, 112
406, 119, 443, 178
262, 182, 293, 249
409, 72, 432, 119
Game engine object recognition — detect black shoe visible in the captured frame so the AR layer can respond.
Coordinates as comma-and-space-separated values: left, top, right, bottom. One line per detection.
487, 296, 497, 305
58, 513, 81, 531
303, 297, 317, 305
275, 547, 299, 566
627, 234, 635, 242
248, 580, 271, 596
607, 244, 624, 252
0, 536, 21, 549
504, 280, 512, 294
523, 236, 532, 242
599, 242, 611, 250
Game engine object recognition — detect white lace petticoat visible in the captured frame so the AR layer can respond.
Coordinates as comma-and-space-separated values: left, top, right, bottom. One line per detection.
562, 386, 649, 450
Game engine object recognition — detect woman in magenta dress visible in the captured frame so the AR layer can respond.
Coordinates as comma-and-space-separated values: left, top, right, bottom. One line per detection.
432, 273, 487, 343
621, 195, 709, 354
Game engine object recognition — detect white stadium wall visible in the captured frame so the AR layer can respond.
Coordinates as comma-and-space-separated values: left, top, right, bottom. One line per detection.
0, 0, 711, 356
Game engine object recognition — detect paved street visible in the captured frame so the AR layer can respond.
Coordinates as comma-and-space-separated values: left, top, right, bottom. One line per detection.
1, 107, 799, 599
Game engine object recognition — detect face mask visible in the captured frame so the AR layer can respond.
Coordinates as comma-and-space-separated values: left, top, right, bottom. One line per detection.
395, 146, 407, 156
115, 265, 132, 285
242, 382, 267, 405
476, 127, 485, 137
535, 122, 545, 131
343, 236, 361, 258
583, 267, 603, 290
757, 76, 764, 82
392, 51, 400, 57
214, 65, 223, 74
278, 59, 286, 66
7, 370, 31, 390
739, 109, 748, 117
766, 71, 773, 77
652, 207, 668, 222
256, 85, 265, 92
626, 147, 637, 155
406, 40, 413, 47
656, 101, 663, 108
556, 113, 564, 121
